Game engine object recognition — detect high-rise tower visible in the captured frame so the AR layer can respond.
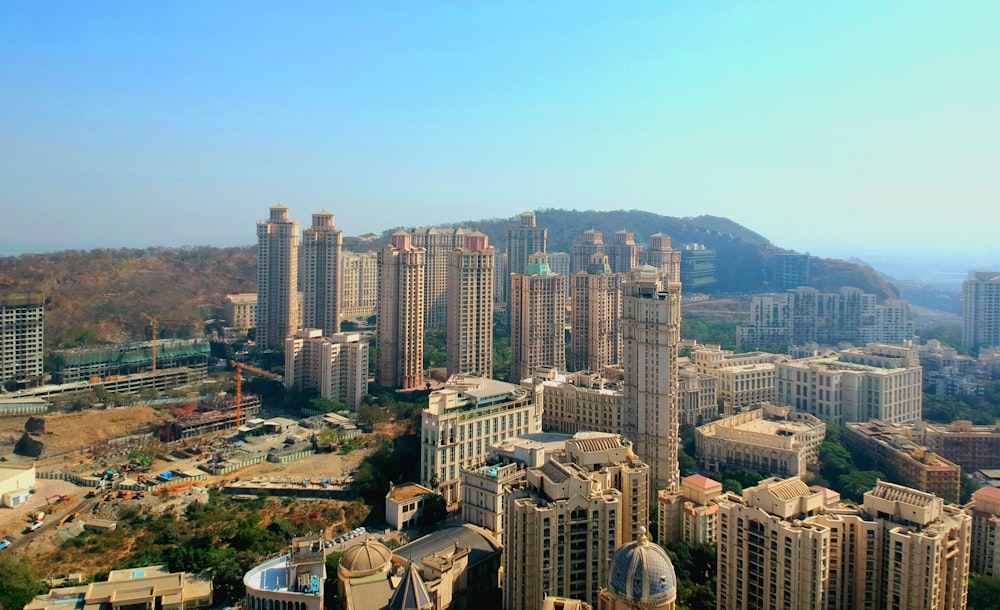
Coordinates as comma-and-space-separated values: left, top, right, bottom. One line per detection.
409, 228, 467, 328
300, 211, 342, 336
621, 266, 681, 491
510, 252, 567, 382
256, 205, 300, 349
506, 212, 548, 277
377, 231, 426, 389
0, 293, 44, 388
642, 233, 681, 283
607, 230, 643, 274
571, 229, 605, 275
963, 271, 1000, 351
572, 253, 622, 372
446, 232, 495, 378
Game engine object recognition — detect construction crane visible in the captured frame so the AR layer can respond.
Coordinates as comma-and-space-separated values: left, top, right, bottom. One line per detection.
142, 313, 158, 373
229, 361, 283, 430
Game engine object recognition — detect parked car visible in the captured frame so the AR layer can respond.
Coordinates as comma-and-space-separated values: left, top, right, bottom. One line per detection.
0, 536, 13, 550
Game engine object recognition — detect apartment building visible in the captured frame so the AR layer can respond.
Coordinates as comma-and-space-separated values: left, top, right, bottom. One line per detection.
571, 229, 605, 275
0, 292, 44, 388
300, 211, 343, 335
964, 271, 1000, 350
642, 233, 681, 283
245, 536, 326, 610
339, 251, 378, 321
530, 367, 624, 435
657, 474, 724, 545
511, 253, 568, 382
26, 566, 212, 610
971, 487, 1000, 577
284, 329, 368, 409
769, 252, 811, 291
446, 232, 494, 378
677, 362, 718, 425
410, 227, 468, 329
256, 205, 300, 349
507, 212, 548, 278
909, 419, 1000, 472
377, 231, 425, 389
621, 266, 681, 491
774, 349, 923, 425
494, 250, 509, 312
844, 420, 962, 504
571, 254, 622, 372
223, 293, 257, 334
606, 230, 643, 274
690, 346, 786, 415
420, 375, 542, 505
696, 403, 825, 479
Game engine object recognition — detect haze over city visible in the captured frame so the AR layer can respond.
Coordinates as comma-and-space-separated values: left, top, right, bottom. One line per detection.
2, 2, 999, 262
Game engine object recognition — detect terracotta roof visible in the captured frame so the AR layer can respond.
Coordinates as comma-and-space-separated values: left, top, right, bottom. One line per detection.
683, 474, 722, 491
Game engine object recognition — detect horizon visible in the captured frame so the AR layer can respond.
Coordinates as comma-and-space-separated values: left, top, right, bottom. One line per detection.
3, 3, 999, 264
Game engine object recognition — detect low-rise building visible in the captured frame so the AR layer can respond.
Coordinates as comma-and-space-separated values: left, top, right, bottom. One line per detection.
0, 464, 35, 508
844, 420, 962, 503
224, 293, 257, 336
285, 329, 369, 409
386, 482, 437, 531
971, 487, 1000, 577
529, 367, 624, 435
677, 359, 717, 425
657, 474, 724, 545
696, 403, 825, 479
26, 566, 211, 610
910, 419, 1000, 473
245, 536, 326, 610
51, 338, 210, 385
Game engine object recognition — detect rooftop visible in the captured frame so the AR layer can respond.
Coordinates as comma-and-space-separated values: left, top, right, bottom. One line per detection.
388, 483, 436, 504
394, 525, 500, 570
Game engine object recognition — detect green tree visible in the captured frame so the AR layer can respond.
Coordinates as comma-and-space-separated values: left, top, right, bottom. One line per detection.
0, 556, 44, 610
838, 470, 884, 503
969, 575, 1000, 610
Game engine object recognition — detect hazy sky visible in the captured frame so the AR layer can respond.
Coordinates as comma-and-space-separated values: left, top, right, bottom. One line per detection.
2, 2, 998, 261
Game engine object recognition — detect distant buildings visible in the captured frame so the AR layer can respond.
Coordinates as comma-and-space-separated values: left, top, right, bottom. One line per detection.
621, 266, 681, 491
690, 346, 787, 415
340, 251, 379, 321
909, 419, 1000, 473
377, 231, 426, 389
284, 329, 368, 410
971, 487, 1000, 577
963, 271, 1000, 351
446, 232, 494, 378
696, 403, 825, 479
768, 252, 811, 291
510, 253, 567, 382
738, 286, 914, 349
256, 205, 300, 349
679, 243, 715, 290
571, 253, 622, 372
52, 338, 209, 385
676, 360, 718, 425
300, 211, 343, 336
530, 367, 624, 436
571, 229, 605, 275
0, 292, 44, 388
409, 227, 468, 329
642, 233, 681, 283
606, 230, 642, 275
506, 212, 548, 278
223, 293, 257, 337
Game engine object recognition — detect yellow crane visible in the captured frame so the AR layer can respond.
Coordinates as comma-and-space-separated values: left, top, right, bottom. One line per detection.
141, 313, 158, 373
229, 361, 283, 430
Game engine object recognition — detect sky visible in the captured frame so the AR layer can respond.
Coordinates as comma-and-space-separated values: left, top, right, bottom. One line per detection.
1, 2, 998, 262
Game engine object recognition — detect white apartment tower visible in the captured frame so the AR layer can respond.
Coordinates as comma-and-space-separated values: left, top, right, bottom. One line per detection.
963, 271, 1000, 351
446, 232, 494, 378
621, 266, 682, 491
511, 253, 568, 382
340, 251, 378, 321
0, 293, 44, 388
285, 329, 368, 410
572, 253, 622, 372
377, 231, 425, 389
300, 211, 342, 336
256, 205, 300, 349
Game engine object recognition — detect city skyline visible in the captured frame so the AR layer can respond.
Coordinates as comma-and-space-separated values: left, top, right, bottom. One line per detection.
2, 2, 999, 261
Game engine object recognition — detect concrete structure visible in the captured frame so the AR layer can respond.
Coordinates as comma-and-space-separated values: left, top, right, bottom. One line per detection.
621, 266, 682, 491
0, 292, 44, 388
971, 487, 1000, 577
461, 461, 522, 535
690, 345, 787, 415
769, 252, 811, 291
696, 403, 825, 479
679, 243, 715, 290
530, 367, 624, 436
656, 474, 724, 545
300, 211, 343, 336
910, 419, 1000, 473
676, 360, 718, 425
0, 396, 48, 415
642, 233, 681, 283
420, 375, 542, 505
224, 293, 258, 334
548, 252, 571, 295
844, 420, 962, 504
257, 205, 301, 349
606, 230, 643, 275
386, 482, 438, 531
0, 464, 36, 507
964, 271, 1000, 351
775, 348, 923, 425
571, 254, 622, 372
52, 338, 210, 385
285, 329, 369, 409
26, 565, 212, 610
507, 212, 548, 278
377, 231, 426, 389
410, 227, 469, 329
738, 286, 915, 350
446, 232, 494, 378
597, 528, 677, 610
571, 229, 605, 275
511, 253, 568, 382
493, 250, 509, 312
245, 536, 326, 610
340, 251, 379, 321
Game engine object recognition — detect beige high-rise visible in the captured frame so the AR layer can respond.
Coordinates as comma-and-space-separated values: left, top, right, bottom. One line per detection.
284, 329, 369, 410
300, 211, 342, 336
642, 233, 681, 283
511, 253, 567, 382
607, 230, 643, 274
340, 251, 378, 321
256, 205, 300, 349
571, 229, 605, 275
621, 266, 681, 491
507, 212, 548, 277
446, 232, 494, 378
572, 254, 622, 372
963, 271, 1000, 350
0, 293, 44, 388
410, 227, 467, 328
377, 231, 425, 389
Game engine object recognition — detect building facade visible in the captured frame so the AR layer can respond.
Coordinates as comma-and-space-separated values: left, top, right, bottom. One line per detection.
657, 474, 724, 545
446, 232, 495, 378
26, 566, 212, 610
511, 253, 568, 382
621, 266, 681, 491
256, 205, 300, 349
677, 362, 718, 425
410, 227, 468, 329
571, 229, 605, 276
642, 233, 681, 283
964, 271, 1000, 351
224, 293, 257, 333
971, 487, 1000, 577
340, 251, 379, 321
0, 293, 44, 388
284, 329, 369, 409
299, 211, 343, 336
377, 231, 426, 389
530, 367, 623, 436
606, 230, 643, 275
571, 254, 622, 372
507, 212, 548, 278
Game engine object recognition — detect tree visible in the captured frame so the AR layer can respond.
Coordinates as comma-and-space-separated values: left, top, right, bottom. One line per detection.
0, 556, 43, 610
969, 575, 1000, 610
315, 428, 341, 452
723, 479, 743, 495
838, 470, 884, 503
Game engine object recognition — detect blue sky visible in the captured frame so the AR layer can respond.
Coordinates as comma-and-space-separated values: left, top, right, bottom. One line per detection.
2, 2, 998, 261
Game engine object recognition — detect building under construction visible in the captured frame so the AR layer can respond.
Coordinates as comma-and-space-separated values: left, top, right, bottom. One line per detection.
159, 395, 263, 441
52, 338, 209, 384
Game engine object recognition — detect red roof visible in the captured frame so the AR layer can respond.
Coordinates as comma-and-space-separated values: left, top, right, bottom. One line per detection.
683, 474, 722, 490
974, 486, 1000, 501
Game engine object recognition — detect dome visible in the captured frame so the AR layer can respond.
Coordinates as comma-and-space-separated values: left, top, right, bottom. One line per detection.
607, 528, 677, 607
339, 540, 393, 578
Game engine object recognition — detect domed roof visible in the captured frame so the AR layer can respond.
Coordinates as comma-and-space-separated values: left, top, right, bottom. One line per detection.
339, 540, 393, 577
607, 527, 677, 606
